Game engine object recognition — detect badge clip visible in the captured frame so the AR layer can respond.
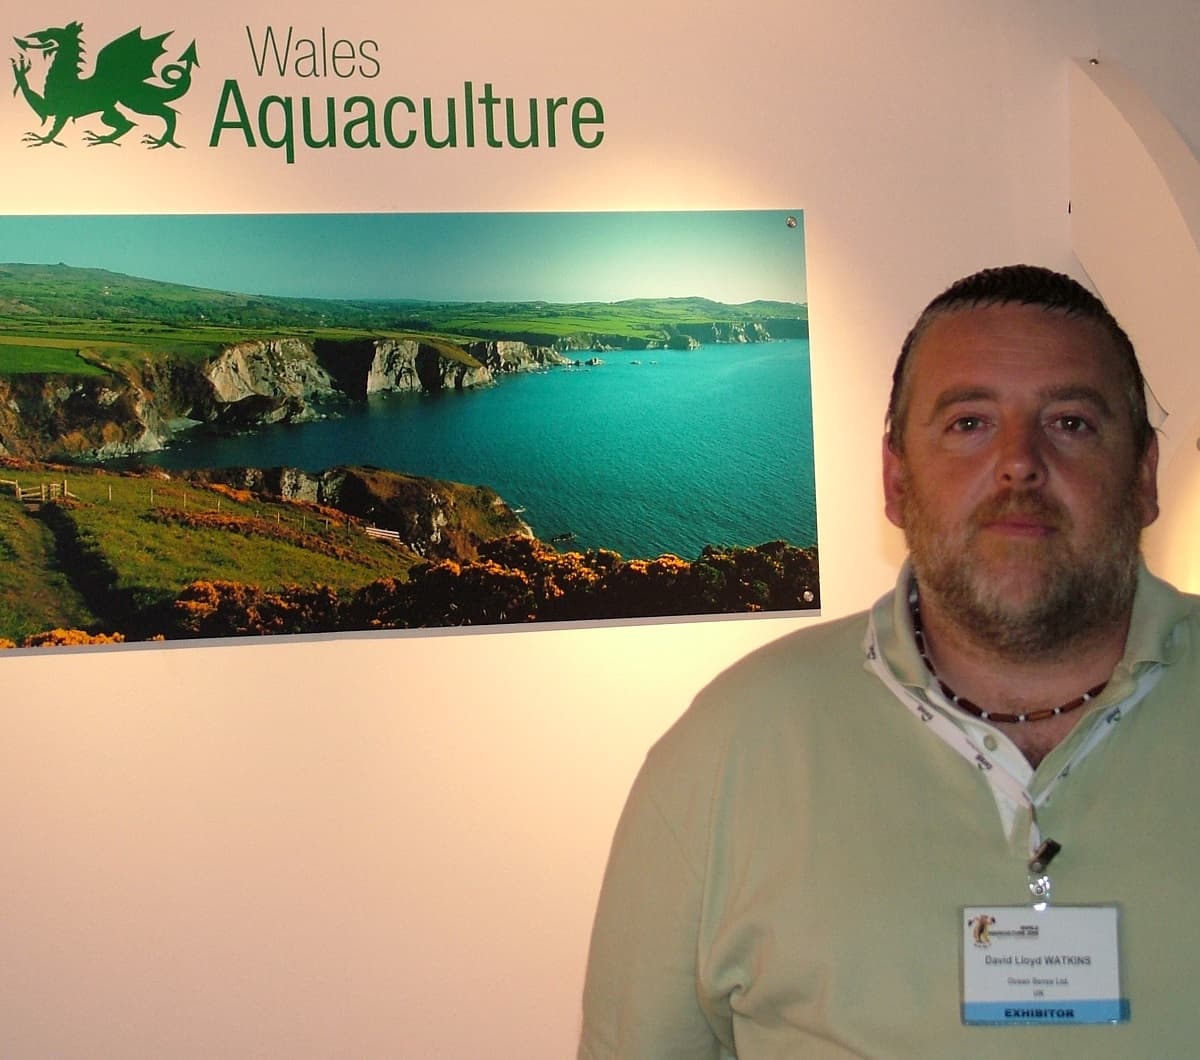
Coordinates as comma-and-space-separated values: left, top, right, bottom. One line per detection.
1027, 838, 1061, 908
1028, 838, 1061, 874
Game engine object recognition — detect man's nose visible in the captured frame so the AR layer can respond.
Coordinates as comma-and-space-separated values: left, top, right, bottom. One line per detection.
995, 421, 1047, 488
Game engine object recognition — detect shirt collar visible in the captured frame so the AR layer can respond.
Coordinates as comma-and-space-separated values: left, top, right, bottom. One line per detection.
866, 559, 926, 691
1120, 561, 1196, 668
867, 558, 1194, 693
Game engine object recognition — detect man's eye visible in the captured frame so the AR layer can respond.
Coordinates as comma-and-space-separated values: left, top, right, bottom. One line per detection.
1053, 415, 1092, 433
949, 415, 984, 432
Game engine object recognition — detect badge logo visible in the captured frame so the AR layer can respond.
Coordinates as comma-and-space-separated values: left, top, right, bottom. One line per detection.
11, 22, 198, 148
968, 913, 997, 947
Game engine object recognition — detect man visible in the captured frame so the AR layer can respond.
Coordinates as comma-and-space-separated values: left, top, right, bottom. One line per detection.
579, 265, 1200, 1058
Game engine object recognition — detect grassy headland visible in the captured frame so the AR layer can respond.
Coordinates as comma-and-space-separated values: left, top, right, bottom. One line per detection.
0, 262, 808, 375
0, 458, 819, 646
0, 459, 522, 642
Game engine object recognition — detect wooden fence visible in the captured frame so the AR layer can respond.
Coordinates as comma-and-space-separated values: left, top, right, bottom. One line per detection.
2, 478, 77, 503
1, 476, 403, 547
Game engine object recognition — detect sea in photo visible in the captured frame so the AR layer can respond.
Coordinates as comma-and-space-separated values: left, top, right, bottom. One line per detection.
135, 338, 816, 560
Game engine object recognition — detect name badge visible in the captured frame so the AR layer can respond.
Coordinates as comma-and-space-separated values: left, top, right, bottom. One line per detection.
961, 905, 1128, 1025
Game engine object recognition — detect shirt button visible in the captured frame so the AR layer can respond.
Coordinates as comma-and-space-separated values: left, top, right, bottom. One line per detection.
983, 734, 999, 751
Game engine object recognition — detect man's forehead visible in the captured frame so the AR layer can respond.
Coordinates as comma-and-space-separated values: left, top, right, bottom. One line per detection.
907, 303, 1123, 390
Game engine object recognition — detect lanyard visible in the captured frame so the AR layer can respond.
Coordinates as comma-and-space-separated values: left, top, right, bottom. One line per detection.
864, 612, 1163, 899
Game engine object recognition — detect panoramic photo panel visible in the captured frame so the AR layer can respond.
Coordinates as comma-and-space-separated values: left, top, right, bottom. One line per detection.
0, 210, 818, 647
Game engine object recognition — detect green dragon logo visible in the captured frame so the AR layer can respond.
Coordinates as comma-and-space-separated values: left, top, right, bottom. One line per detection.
11, 22, 198, 148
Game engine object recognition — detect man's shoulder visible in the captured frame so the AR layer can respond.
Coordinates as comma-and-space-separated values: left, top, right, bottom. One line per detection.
1130, 564, 1200, 665
647, 608, 878, 771
700, 609, 872, 702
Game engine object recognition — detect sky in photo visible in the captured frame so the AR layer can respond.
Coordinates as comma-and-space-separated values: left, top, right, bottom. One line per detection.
0, 211, 807, 305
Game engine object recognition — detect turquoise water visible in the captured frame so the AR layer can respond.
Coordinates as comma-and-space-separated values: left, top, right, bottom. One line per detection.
138, 340, 817, 560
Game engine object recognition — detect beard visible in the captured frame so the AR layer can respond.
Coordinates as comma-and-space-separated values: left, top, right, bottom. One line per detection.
900, 479, 1142, 661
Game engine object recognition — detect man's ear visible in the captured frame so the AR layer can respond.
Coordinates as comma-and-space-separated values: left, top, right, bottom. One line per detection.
882, 433, 906, 529
1137, 431, 1160, 529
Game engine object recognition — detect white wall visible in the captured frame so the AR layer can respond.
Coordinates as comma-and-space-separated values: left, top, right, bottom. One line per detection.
1092, 0, 1200, 157
1068, 57, 1200, 591
2, 1, 1197, 1055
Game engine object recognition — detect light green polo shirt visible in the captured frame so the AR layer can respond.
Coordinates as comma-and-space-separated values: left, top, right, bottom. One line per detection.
580, 564, 1200, 1058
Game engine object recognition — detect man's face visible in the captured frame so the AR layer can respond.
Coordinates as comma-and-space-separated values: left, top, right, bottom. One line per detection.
882, 303, 1158, 658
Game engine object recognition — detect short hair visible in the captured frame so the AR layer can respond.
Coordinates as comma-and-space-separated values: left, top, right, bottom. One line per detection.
885, 264, 1153, 455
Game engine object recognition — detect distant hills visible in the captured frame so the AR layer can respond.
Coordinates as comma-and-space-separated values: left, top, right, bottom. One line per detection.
0, 262, 807, 346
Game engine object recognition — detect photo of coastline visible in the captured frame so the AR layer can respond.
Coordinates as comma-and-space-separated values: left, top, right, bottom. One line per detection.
0, 211, 818, 647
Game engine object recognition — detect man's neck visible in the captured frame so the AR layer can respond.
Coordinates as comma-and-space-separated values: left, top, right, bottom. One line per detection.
915, 591, 1131, 768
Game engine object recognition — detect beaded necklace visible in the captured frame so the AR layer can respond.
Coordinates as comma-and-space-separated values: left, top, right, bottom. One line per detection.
908, 582, 1107, 724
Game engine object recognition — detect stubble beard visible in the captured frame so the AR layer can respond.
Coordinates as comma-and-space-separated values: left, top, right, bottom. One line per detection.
901, 478, 1142, 662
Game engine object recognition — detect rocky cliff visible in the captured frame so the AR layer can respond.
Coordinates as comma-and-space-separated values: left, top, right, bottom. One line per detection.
672, 321, 773, 344
454, 320, 808, 352
184, 464, 530, 560
362, 338, 495, 395
0, 320, 802, 461
466, 339, 573, 374
0, 368, 181, 460
0, 334, 564, 462
359, 337, 570, 395
207, 339, 338, 412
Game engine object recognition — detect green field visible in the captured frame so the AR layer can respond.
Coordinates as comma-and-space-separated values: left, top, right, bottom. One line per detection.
0, 460, 821, 644
0, 466, 419, 641
0, 492, 99, 640
0, 454, 538, 644
0, 338, 111, 377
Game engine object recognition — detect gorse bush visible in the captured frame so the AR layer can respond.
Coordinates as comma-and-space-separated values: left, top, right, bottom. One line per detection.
165, 536, 820, 638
